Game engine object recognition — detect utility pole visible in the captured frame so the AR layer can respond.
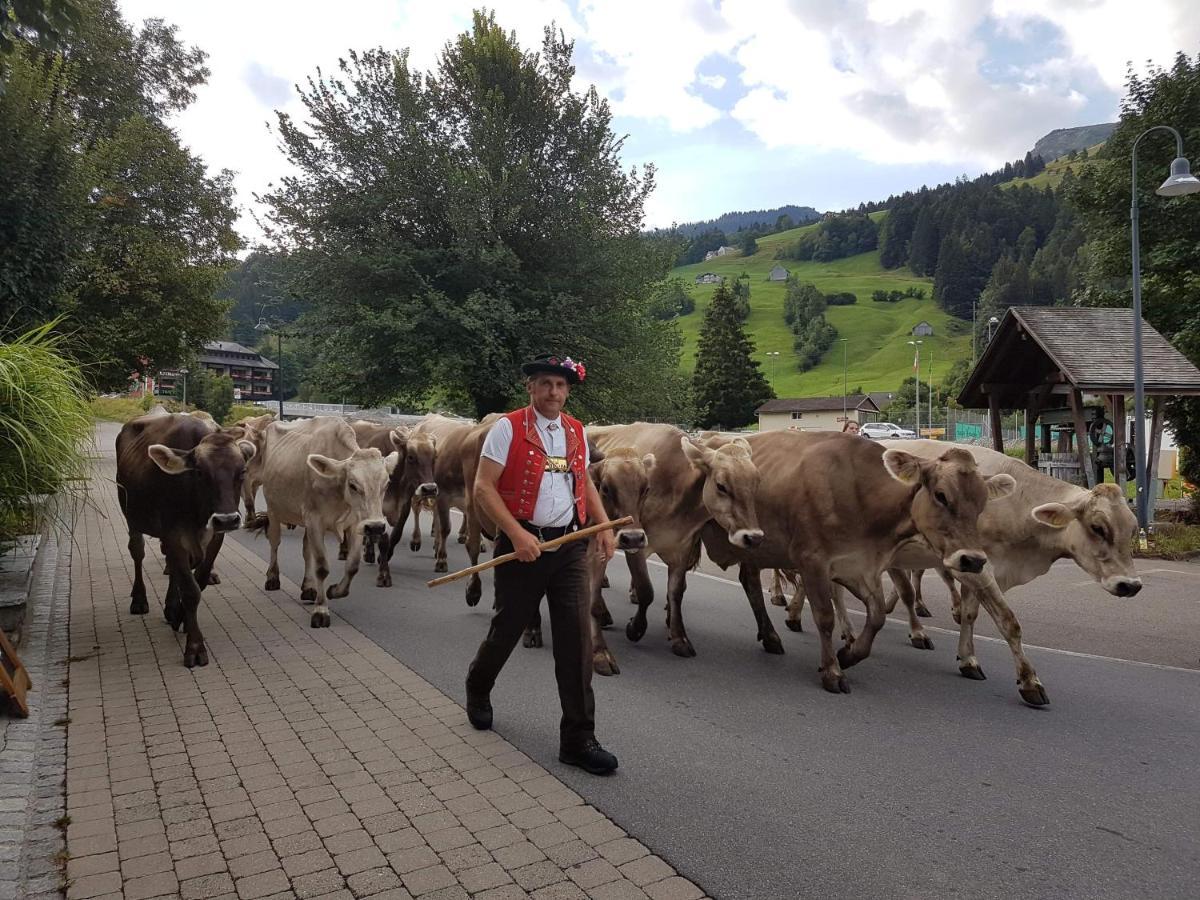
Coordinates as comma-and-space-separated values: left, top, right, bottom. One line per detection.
839, 339, 848, 422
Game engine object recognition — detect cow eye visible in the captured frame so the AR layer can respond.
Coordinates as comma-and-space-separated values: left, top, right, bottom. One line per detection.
716, 482, 729, 495
1091, 524, 1107, 540
407, 455, 416, 463
934, 490, 949, 507
349, 482, 361, 493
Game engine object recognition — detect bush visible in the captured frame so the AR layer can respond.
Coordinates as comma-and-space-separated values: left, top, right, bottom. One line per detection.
825, 291, 857, 306
0, 323, 92, 542
192, 371, 235, 425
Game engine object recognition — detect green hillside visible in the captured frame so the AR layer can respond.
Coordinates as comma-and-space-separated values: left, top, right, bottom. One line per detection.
670, 221, 972, 398
1002, 143, 1102, 190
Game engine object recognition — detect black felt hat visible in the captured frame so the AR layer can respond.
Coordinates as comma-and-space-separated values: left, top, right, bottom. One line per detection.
520, 353, 586, 385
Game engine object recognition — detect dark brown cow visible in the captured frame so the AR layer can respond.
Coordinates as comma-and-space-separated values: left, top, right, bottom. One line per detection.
589, 423, 764, 658
700, 431, 1026, 699
116, 413, 256, 667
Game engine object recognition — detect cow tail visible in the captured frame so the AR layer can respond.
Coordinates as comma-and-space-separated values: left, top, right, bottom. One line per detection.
244, 513, 270, 534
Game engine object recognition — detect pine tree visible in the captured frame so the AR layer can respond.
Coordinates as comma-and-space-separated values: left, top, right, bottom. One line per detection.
907, 205, 940, 275
691, 282, 774, 429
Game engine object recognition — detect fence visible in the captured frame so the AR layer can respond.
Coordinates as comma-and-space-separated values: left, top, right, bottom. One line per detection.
869, 407, 1031, 449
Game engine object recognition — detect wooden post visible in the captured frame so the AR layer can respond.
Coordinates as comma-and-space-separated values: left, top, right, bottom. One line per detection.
987, 392, 1004, 452
1024, 390, 1042, 468
1147, 397, 1166, 515
1068, 388, 1096, 488
1112, 394, 1126, 496
1040, 422, 1052, 455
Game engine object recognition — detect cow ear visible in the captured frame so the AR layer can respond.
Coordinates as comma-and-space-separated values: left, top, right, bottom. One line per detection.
1031, 502, 1075, 529
307, 453, 342, 480
389, 428, 409, 453
383, 451, 400, 475
148, 444, 193, 475
681, 437, 715, 472
882, 449, 922, 485
641, 453, 656, 473
237, 440, 257, 462
730, 437, 752, 456
985, 473, 1015, 500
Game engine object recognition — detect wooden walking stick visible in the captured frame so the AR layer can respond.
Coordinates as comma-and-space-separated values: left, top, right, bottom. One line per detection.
427, 516, 633, 588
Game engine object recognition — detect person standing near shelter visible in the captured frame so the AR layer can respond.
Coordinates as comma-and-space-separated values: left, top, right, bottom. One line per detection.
465, 354, 619, 775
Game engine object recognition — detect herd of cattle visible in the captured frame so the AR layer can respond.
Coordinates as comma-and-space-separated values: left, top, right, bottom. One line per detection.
114, 408, 1143, 706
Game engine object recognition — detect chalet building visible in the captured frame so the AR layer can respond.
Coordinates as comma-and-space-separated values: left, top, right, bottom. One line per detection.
157, 341, 279, 401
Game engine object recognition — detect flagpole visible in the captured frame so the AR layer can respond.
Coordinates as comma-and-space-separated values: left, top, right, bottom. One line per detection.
908, 339, 923, 437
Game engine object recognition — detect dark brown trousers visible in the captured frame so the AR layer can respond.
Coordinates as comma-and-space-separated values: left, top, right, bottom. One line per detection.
466, 534, 596, 751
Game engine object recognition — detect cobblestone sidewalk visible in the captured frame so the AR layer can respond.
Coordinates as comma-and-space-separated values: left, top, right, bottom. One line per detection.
62, 433, 707, 900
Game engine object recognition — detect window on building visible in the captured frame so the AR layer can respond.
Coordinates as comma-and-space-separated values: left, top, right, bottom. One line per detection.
791, 412, 802, 420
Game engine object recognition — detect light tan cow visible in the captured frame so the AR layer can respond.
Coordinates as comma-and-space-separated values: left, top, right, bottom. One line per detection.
234, 412, 278, 518
700, 431, 1028, 700
588, 423, 764, 659
248, 417, 397, 628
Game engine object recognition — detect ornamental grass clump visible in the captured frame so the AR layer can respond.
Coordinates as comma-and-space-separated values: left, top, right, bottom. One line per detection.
0, 322, 92, 542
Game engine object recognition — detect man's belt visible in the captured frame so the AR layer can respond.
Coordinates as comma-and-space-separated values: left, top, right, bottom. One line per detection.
518, 521, 576, 542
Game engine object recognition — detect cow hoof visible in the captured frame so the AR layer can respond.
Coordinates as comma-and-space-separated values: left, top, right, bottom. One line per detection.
628, 587, 638, 605
769, 593, 786, 608
465, 582, 482, 607
164, 606, 184, 631
593, 652, 620, 676
915, 601, 932, 618
625, 618, 647, 643
951, 609, 962, 625
671, 637, 696, 658
410, 540, 421, 552
265, 576, 280, 591
130, 596, 148, 615
836, 645, 862, 670
327, 584, 349, 600
821, 671, 851, 694
1019, 683, 1050, 708
376, 572, 392, 588
598, 609, 613, 628
784, 618, 803, 633
601, 574, 610, 589
457, 534, 466, 544
761, 631, 785, 654
208, 570, 221, 585
311, 611, 331, 628
435, 559, 448, 574
910, 634, 935, 650
300, 588, 318, 605
184, 646, 208, 668
522, 630, 543, 649
363, 546, 376, 565
959, 663, 987, 681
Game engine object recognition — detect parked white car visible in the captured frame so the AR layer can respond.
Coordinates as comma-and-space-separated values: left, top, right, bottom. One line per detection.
860, 421, 917, 440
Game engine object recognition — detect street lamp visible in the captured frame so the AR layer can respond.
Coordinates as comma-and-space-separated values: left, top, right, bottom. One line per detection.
907, 339, 923, 436
765, 351, 780, 390
255, 318, 284, 420
987, 315, 999, 344
1130, 125, 1200, 531
179, 366, 189, 407
837, 338, 848, 422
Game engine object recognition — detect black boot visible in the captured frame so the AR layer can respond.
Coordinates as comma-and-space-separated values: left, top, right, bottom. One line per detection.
559, 739, 618, 775
466, 689, 492, 731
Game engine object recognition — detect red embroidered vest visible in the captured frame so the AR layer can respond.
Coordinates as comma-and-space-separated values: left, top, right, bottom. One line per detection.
495, 407, 588, 524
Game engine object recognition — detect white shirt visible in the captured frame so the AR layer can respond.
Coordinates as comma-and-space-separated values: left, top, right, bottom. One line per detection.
481, 410, 590, 527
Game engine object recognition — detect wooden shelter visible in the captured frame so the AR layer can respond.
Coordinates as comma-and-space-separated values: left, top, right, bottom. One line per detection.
958, 307, 1200, 491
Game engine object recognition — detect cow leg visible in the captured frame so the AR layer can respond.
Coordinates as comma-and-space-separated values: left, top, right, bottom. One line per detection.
624, 552, 655, 642
913, 569, 931, 618
801, 567, 849, 693
409, 500, 423, 552
738, 564, 784, 654
973, 582, 1048, 707
888, 567, 933, 649
939, 567, 961, 623
194, 533, 224, 591
456, 516, 467, 544
242, 477, 257, 520
834, 575, 886, 670
956, 583, 985, 680
363, 533, 377, 565
829, 584, 855, 645
588, 542, 619, 675
464, 503, 484, 607
337, 529, 349, 561
264, 515, 282, 591
164, 542, 207, 667
434, 495, 451, 576
768, 569, 787, 607
128, 531, 149, 614
522, 604, 543, 648
302, 525, 332, 628
326, 526, 362, 606
664, 565, 696, 658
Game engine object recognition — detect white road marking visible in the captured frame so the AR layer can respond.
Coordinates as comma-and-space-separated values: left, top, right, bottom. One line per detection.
645, 558, 1200, 675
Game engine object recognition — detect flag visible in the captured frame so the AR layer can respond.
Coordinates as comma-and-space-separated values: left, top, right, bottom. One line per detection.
913, 348, 920, 371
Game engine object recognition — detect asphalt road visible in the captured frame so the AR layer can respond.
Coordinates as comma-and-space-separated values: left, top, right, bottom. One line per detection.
230, 520, 1200, 900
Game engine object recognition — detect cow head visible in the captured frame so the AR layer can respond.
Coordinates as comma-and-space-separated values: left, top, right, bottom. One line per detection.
883, 447, 1015, 575
392, 428, 438, 500
148, 433, 257, 532
1031, 483, 1141, 596
681, 436, 764, 549
590, 448, 655, 551
307, 448, 400, 539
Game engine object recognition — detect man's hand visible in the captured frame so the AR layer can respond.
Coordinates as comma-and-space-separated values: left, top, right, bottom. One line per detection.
510, 528, 542, 562
595, 526, 616, 562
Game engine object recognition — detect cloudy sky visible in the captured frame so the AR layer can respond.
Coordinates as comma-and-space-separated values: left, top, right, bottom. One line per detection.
118, 0, 1198, 245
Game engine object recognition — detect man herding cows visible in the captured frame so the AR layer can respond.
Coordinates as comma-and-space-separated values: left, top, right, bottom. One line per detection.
114, 351, 1146, 773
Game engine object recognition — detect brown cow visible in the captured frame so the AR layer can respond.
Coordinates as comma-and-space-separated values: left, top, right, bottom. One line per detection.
588, 423, 764, 658
701, 431, 1026, 699
249, 417, 398, 627
235, 412, 277, 519
116, 413, 256, 667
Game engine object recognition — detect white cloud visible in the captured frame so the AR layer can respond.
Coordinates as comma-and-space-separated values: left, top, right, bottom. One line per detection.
696, 73, 726, 90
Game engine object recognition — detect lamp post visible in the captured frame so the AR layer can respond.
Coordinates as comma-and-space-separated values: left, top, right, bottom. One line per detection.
987, 315, 999, 344
766, 351, 780, 391
1130, 125, 1200, 531
907, 339, 923, 436
179, 366, 189, 407
838, 338, 848, 422
255, 318, 284, 420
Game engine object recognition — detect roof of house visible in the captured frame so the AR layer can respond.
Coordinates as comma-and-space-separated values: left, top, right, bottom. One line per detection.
198, 340, 278, 370
958, 306, 1200, 408
756, 394, 880, 414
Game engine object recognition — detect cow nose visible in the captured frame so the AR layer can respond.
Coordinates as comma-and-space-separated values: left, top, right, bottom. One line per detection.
1115, 578, 1142, 597
957, 552, 986, 574
731, 529, 764, 548
616, 529, 646, 551
211, 513, 241, 532
419, 482, 438, 497
363, 522, 386, 537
